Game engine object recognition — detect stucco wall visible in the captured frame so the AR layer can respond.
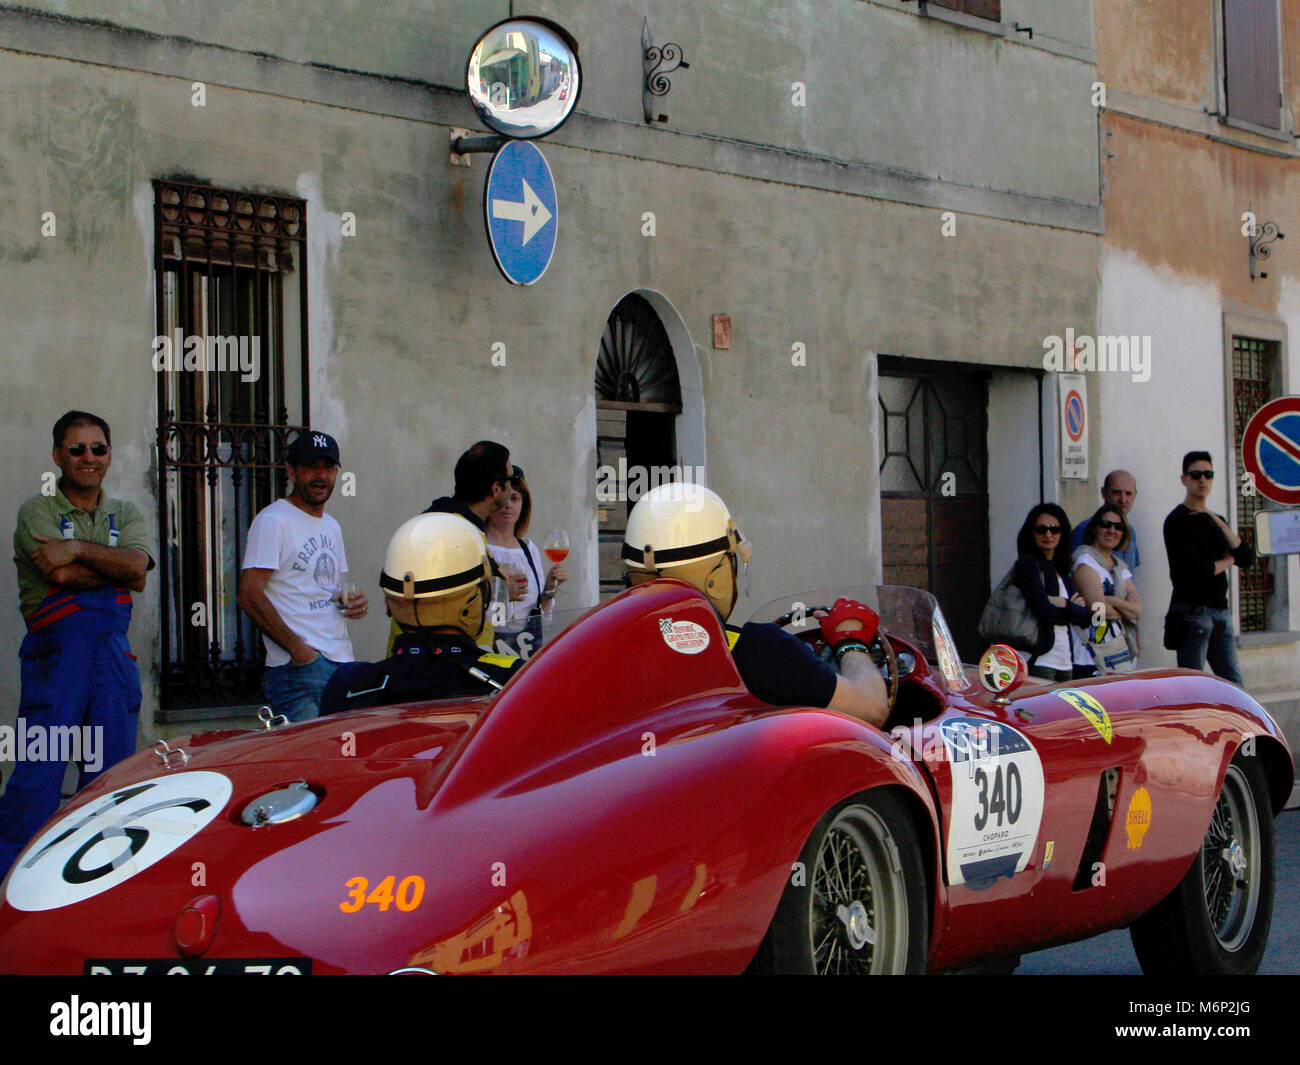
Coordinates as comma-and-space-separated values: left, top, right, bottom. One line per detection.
0, 28, 1098, 738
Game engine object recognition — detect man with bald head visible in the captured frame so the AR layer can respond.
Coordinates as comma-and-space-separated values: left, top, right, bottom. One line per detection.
1073, 469, 1140, 573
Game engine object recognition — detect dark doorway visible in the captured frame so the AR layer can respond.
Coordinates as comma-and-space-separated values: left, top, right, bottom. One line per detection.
595, 294, 682, 598
878, 357, 990, 661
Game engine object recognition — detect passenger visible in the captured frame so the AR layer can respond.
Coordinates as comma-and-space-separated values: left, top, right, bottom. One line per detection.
622, 484, 888, 727
320, 514, 522, 715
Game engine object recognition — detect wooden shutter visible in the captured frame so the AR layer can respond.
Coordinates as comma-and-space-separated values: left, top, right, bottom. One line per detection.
1223, 0, 1282, 129
928, 0, 1001, 21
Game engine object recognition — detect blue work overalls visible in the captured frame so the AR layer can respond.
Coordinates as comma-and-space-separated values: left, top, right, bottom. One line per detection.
0, 585, 141, 878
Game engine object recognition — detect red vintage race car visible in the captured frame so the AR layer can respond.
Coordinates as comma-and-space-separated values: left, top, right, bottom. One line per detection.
0, 580, 1290, 974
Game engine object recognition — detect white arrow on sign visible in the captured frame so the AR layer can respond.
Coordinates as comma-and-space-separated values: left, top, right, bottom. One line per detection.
491, 178, 553, 245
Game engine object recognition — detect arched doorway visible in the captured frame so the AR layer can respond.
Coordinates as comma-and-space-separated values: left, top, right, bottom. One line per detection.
594, 292, 688, 597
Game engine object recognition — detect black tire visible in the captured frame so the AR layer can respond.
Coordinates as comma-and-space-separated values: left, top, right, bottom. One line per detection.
750, 790, 929, 974
1130, 750, 1275, 975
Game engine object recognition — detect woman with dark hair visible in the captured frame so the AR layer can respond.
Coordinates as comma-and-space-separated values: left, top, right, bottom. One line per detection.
486, 466, 566, 657
1013, 503, 1094, 682
1073, 503, 1142, 672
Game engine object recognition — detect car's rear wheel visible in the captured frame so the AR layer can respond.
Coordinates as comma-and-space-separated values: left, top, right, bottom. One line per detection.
1129, 750, 1275, 975
751, 790, 928, 974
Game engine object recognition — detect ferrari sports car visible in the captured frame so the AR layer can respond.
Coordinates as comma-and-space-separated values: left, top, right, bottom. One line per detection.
0, 580, 1290, 975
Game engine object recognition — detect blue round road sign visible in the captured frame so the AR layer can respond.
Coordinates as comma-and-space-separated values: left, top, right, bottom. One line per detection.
484, 140, 558, 286
1242, 396, 1300, 505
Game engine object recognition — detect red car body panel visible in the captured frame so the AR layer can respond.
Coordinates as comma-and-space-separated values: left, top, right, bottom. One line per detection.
0, 580, 1290, 974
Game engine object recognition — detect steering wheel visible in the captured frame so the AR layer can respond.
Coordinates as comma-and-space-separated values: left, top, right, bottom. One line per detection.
771, 605, 900, 713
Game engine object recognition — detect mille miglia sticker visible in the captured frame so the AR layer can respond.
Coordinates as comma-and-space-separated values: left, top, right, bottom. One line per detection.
658, 617, 711, 655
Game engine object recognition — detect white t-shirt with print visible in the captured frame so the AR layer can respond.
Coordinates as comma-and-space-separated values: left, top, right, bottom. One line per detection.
1073, 550, 1133, 639
242, 499, 355, 667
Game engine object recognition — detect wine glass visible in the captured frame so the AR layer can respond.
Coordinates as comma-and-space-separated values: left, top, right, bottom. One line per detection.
335, 572, 358, 613
543, 529, 570, 564
543, 530, 569, 605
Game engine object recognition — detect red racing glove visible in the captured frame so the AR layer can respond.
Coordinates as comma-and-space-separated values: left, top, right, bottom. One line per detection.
819, 598, 880, 648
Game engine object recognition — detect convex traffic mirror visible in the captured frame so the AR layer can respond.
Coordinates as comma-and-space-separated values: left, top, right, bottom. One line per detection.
467, 18, 581, 139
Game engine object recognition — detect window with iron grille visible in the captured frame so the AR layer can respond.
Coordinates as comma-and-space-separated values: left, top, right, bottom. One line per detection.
1231, 335, 1280, 633
153, 180, 309, 718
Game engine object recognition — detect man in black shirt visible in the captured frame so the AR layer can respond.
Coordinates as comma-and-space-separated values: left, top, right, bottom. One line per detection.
423, 440, 512, 532
321, 513, 522, 715
622, 484, 889, 726
1162, 451, 1255, 685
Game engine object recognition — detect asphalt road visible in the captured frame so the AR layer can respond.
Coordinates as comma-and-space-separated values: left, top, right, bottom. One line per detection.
1019, 808, 1300, 975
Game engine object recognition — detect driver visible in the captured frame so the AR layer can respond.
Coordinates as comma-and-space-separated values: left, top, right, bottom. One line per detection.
622, 484, 889, 727
319, 514, 522, 715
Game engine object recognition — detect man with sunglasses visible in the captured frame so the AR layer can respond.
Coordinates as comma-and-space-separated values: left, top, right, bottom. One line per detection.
1162, 451, 1255, 684
0, 411, 154, 876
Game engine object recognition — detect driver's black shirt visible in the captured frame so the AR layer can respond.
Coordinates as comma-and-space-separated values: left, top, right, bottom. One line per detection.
728, 622, 838, 709
319, 630, 521, 715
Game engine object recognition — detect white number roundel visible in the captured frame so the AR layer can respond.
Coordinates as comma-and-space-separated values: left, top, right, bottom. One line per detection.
5, 771, 232, 912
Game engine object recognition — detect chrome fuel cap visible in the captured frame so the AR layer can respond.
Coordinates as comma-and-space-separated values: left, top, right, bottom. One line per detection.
240, 781, 317, 827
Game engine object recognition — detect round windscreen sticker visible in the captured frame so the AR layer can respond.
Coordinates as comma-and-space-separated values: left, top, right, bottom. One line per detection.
6, 771, 232, 912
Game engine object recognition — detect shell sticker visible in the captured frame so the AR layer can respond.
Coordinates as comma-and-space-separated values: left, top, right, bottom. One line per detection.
6, 771, 233, 912
1056, 688, 1113, 744
1125, 787, 1152, 850
658, 617, 710, 655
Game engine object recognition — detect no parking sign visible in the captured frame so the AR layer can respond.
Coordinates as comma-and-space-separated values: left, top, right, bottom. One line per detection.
1059, 373, 1088, 481
1241, 396, 1300, 505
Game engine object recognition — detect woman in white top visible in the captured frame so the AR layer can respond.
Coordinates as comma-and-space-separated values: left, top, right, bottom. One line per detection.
1073, 504, 1142, 670
485, 466, 566, 657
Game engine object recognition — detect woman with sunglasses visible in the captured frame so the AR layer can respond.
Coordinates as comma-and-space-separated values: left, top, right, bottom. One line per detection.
485, 466, 566, 657
1012, 504, 1094, 682
1074, 504, 1142, 672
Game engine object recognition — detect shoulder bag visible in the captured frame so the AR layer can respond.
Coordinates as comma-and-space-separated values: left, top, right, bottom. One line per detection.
978, 564, 1041, 653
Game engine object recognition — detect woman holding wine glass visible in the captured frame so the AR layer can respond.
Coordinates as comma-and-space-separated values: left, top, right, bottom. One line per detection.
485, 467, 567, 656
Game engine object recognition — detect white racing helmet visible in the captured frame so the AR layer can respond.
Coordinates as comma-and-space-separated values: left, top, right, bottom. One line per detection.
379, 513, 493, 637
622, 483, 751, 618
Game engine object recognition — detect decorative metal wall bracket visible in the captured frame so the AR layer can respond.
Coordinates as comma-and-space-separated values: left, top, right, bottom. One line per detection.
642, 18, 690, 124
1248, 214, 1284, 280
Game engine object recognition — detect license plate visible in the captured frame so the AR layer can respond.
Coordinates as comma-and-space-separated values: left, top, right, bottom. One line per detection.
86, 958, 310, 975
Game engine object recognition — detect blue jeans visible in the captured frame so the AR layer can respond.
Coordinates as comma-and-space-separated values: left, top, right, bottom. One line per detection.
1175, 605, 1243, 686
263, 655, 343, 722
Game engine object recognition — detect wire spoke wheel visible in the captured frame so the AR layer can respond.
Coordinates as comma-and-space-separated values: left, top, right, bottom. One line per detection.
1200, 763, 1262, 952
1130, 748, 1276, 976
751, 791, 927, 974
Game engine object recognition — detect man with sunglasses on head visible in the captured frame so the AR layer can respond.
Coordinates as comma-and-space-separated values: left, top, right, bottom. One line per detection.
0, 411, 154, 877
1162, 451, 1255, 684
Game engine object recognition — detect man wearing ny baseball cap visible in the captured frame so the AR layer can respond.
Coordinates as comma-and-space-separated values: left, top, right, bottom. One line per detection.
237, 430, 369, 720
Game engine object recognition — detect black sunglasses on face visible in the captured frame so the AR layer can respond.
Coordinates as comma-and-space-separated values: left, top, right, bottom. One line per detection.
1096, 519, 1125, 530
1187, 470, 1214, 480
1033, 524, 1061, 535
64, 443, 109, 457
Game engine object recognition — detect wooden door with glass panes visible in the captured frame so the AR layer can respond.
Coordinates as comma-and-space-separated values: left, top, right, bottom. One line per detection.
878, 361, 990, 661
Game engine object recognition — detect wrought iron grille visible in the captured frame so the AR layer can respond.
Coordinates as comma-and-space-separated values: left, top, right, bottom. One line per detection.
153, 180, 310, 715
1232, 336, 1279, 633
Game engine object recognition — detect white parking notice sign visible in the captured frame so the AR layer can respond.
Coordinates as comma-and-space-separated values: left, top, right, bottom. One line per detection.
1059, 373, 1089, 481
